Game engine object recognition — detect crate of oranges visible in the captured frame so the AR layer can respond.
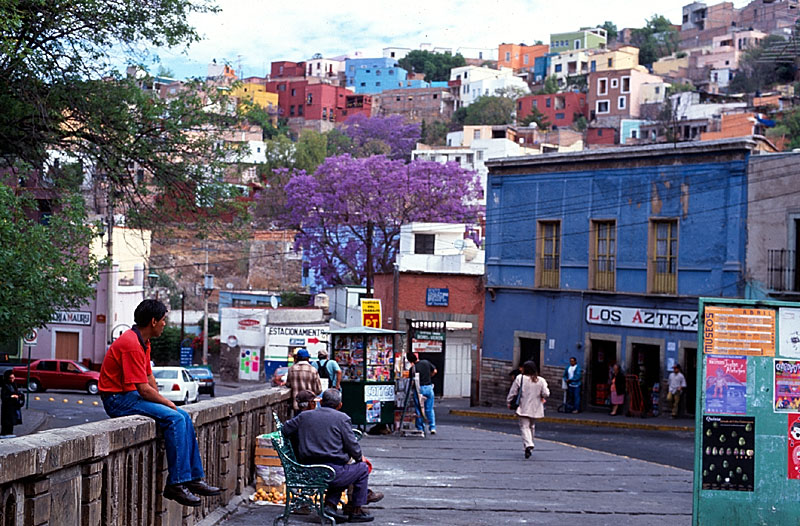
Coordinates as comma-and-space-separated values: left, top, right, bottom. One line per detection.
250, 482, 285, 506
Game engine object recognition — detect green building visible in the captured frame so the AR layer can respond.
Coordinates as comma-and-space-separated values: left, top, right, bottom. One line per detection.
549, 27, 607, 53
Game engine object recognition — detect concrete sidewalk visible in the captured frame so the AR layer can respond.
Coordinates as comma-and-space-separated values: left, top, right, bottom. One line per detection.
214, 421, 692, 526
445, 398, 695, 433
0, 406, 47, 439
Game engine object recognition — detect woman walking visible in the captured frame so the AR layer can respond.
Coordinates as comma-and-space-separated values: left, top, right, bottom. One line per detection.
1, 370, 24, 437
506, 361, 550, 458
609, 363, 626, 416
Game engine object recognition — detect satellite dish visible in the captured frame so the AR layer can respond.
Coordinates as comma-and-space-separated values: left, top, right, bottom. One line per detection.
227, 335, 239, 348
270, 295, 279, 309
454, 239, 465, 251
226, 282, 234, 290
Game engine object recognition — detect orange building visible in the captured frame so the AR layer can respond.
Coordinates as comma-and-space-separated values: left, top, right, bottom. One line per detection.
498, 43, 549, 71
700, 113, 763, 141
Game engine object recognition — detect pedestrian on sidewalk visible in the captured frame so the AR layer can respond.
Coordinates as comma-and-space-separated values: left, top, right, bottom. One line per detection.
286, 348, 321, 415
562, 357, 583, 413
609, 363, 626, 416
1, 370, 24, 437
313, 350, 342, 391
98, 299, 221, 507
507, 361, 550, 458
407, 352, 437, 435
667, 364, 687, 419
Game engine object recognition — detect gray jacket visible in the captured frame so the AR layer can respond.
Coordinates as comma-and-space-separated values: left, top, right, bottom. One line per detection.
282, 406, 362, 465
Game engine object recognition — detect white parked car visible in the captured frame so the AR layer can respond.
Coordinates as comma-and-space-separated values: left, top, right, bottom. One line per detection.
152, 367, 200, 405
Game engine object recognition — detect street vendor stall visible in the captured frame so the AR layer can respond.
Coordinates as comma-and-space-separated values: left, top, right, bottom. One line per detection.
329, 327, 403, 425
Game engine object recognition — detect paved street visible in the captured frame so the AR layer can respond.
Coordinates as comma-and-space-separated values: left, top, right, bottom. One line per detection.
217, 418, 692, 526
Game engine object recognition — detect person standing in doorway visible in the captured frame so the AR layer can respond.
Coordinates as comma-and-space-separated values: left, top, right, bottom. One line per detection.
667, 364, 687, 419
286, 348, 321, 414
407, 353, 437, 435
562, 357, 583, 414
507, 361, 549, 458
609, 363, 626, 416
314, 350, 342, 391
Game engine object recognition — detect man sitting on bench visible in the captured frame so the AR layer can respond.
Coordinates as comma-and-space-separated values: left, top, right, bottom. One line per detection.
282, 389, 381, 523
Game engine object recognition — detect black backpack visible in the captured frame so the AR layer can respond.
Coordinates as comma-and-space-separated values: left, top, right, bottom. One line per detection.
317, 360, 330, 380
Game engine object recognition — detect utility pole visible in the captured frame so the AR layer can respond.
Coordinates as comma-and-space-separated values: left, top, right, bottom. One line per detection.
105, 192, 115, 345
365, 220, 374, 298
202, 241, 215, 366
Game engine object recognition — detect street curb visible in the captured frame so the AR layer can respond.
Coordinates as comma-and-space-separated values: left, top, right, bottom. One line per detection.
195, 486, 253, 526
449, 409, 694, 433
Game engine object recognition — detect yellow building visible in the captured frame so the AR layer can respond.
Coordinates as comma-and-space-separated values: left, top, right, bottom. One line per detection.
589, 45, 640, 72
91, 227, 152, 281
652, 54, 690, 77
231, 83, 279, 112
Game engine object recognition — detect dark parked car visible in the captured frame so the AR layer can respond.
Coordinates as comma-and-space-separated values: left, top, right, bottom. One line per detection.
12, 359, 100, 394
187, 367, 215, 397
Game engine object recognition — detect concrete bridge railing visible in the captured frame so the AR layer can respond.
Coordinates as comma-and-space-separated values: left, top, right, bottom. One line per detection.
0, 388, 290, 526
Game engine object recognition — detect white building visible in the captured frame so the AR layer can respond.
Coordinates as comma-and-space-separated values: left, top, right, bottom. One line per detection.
449, 66, 528, 108
549, 50, 590, 88
412, 125, 538, 204
305, 54, 347, 80
398, 223, 484, 275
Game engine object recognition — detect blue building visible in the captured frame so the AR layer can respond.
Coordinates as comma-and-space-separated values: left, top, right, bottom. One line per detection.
345, 57, 408, 94
533, 53, 557, 82
482, 138, 775, 411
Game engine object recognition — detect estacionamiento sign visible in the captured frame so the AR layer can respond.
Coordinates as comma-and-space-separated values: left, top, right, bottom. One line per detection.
586, 305, 698, 332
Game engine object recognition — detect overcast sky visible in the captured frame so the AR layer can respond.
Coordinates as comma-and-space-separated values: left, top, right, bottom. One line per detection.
154, 0, 752, 79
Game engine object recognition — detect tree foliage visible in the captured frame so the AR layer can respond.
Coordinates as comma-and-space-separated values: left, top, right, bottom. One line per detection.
420, 120, 451, 146
282, 155, 482, 286
538, 75, 560, 95
455, 96, 516, 125
342, 114, 421, 161
397, 50, 467, 82
599, 21, 618, 41
0, 186, 100, 340
729, 35, 796, 94
631, 15, 679, 66
519, 107, 551, 130
772, 106, 800, 151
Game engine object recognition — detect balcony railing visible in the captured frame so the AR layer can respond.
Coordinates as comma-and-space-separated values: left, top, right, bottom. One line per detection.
592, 257, 616, 291
768, 249, 798, 292
651, 259, 677, 294
538, 256, 560, 288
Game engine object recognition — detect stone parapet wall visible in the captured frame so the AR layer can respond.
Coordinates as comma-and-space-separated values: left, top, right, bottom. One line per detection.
0, 388, 290, 526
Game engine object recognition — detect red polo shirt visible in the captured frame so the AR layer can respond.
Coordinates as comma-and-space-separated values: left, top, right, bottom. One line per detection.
98, 328, 152, 393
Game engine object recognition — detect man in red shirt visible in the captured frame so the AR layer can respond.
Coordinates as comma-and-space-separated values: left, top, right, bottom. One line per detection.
98, 299, 220, 507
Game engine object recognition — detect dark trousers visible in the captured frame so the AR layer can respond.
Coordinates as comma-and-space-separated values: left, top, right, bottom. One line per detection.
325, 462, 369, 507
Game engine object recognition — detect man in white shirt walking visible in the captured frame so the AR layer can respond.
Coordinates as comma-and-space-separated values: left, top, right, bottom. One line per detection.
667, 364, 687, 419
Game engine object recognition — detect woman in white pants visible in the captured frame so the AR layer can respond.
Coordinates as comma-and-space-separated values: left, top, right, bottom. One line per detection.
506, 361, 550, 458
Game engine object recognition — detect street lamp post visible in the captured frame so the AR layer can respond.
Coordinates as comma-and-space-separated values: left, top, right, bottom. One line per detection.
147, 271, 159, 300
203, 274, 214, 365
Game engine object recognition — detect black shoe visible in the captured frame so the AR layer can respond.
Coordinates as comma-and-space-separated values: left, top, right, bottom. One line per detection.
349, 510, 375, 523
367, 489, 384, 504
163, 484, 202, 507
525, 446, 534, 459
185, 479, 222, 496
323, 506, 349, 522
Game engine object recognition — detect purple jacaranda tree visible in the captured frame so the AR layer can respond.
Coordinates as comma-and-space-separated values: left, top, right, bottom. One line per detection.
283, 154, 482, 287
342, 114, 421, 161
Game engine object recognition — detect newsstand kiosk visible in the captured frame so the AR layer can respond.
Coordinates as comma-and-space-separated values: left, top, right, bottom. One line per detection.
329, 327, 402, 426
693, 298, 800, 525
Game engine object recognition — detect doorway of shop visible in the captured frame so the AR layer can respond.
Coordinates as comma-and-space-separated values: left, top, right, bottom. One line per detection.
519, 338, 541, 371
589, 339, 617, 407
684, 348, 697, 415
631, 343, 660, 414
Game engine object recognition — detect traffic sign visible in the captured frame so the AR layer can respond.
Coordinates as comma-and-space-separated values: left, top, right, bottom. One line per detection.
23, 330, 37, 346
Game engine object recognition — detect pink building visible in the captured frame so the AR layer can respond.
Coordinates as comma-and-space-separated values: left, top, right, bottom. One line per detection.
587, 67, 667, 128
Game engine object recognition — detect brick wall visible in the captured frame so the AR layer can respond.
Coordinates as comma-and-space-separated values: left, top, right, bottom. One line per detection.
480, 358, 567, 410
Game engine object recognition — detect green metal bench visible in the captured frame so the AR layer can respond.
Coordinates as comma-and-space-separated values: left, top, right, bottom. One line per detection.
266, 413, 336, 526
267, 411, 364, 526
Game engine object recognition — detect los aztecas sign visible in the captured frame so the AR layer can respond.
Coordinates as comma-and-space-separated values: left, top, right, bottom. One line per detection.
586, 305, 698, 332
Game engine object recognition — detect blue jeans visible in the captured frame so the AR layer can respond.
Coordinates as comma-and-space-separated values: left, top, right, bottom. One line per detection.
567, 384, 581, 412
102, 391, 205, 485
416, 384, 436, 432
